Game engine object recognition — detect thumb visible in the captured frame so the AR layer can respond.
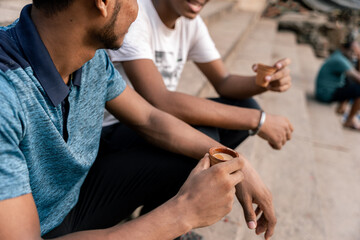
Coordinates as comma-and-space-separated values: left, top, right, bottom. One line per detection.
241, 198, 257, 230
190, 153, 211, 176
252, 64, 258, 73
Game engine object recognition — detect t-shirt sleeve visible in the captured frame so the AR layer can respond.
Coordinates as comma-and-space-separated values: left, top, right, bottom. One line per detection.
336, 54, 354, 73
102, 51, 127, 102
107, 6, 153, 62
187, 16, 221, 63
0, 73, 31, 200
326, 51, 354, 75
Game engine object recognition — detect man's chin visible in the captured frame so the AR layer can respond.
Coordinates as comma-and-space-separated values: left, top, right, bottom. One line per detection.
105, 41, 123, 51
183, 12, 198, 19
108, 45, 122, 51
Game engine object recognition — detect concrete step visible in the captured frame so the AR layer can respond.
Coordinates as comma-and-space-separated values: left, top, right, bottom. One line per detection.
230, 18, 278, 68
200, 0, 236, 27
0, 0, 30, 26
271, 31, 302, 88
237, 87, 326, 240
307, 99, 345, 149
235, 29, 328, 239
296, 44, 323, 94
301, 45, 360, 239
306, 92, 360, 240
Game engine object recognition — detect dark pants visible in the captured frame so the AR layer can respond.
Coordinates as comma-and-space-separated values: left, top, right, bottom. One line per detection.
43, 97, 260, 238
332, 79, 360, 102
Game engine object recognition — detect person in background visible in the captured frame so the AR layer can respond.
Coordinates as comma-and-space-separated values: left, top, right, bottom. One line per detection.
315, 34, 360, 130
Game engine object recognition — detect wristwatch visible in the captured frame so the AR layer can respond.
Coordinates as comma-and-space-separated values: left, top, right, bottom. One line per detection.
248, 110, 266, 136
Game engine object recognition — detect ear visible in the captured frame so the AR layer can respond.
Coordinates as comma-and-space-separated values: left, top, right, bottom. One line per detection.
94, 0, 109, 18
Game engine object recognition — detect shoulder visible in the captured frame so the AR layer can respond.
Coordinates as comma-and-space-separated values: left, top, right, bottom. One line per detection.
0, 26, 28, 73
332, 51, 353, 68
0, 71, 24, 131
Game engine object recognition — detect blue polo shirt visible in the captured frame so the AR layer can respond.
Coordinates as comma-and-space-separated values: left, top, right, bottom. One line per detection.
0, 5, 126, 235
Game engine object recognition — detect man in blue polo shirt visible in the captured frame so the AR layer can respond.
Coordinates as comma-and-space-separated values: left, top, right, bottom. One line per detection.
0, 0, 276, 239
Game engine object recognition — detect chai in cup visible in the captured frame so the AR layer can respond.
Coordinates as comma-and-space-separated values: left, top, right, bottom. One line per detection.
209, 146, 239, 166
255, 63, 277, 88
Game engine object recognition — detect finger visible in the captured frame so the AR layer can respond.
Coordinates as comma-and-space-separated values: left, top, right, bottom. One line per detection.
269, 138, 282, 149
286, 129, 292, 141
252, 64, 258, 73
269, 141, 279, 150
220, 156, 244, 174
267, 82, 291, 92
255, 206, 262, 217
273, 58, 291, 69
261, 200, 277, 240
190, 153, 210, 176
269, 68, 291, 83
264, 214, 276, 240
268, 75, 291, 87
240, 197, 257, 230
255, 214, 268, 236
289, 121, 294, 132
229, 170, 244, 186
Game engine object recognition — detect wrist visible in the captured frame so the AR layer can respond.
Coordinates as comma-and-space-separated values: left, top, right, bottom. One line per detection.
167, 195, 194, 233
248, 110, 266, 136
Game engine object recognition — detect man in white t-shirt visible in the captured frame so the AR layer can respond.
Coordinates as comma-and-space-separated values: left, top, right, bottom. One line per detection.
104, 0, 293, 238
106, 0, 294, 151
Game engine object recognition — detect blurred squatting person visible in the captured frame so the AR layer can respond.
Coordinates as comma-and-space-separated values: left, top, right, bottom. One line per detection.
315, 36, 360, 130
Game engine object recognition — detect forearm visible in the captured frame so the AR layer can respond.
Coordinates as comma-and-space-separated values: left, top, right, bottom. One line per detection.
215, 74, 266, 99
155, 91, 261, 131
56, 197, 190, 240
347, 69, 360, 84
135, 108, 222, 159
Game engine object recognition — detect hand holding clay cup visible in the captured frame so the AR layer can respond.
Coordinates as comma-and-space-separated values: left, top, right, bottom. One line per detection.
255, 63, 277, 88
209, 146, 239, 166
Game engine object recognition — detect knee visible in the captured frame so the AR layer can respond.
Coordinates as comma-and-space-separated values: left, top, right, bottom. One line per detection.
238, 98, 261, 110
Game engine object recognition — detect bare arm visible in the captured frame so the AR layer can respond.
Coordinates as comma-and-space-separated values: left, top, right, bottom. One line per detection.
122, 59, 261, 130
346, 68, 360, 84
105, 85, 221, 159
195, 59, 265, 98
0, 156, 244, 240
195, 58, 292, 97
122, 59, 293, 150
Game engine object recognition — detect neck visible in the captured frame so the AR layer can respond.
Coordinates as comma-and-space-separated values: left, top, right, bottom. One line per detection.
31, 6, 96, 84
152, 0, 180, 29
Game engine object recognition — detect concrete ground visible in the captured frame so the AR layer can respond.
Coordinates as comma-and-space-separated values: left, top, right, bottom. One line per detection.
1, 1, 360, 240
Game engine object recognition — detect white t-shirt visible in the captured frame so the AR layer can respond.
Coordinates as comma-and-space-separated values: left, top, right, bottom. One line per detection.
104, 0, 220, 126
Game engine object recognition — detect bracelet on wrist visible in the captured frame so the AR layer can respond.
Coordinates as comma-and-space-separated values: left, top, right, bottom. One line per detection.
248, 110, 266, 136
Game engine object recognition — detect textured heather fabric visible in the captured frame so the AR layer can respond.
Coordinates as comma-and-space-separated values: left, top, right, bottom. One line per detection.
0, 5, 126, 235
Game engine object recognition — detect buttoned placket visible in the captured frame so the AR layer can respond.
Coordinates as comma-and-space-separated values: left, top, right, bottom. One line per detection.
61, 74, 73, 142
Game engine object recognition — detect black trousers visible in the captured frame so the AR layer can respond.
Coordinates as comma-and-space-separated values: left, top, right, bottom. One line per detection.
43, 97, 260, 238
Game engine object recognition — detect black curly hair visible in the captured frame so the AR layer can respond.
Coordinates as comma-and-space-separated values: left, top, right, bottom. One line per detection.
32, 0, 75, 15
343, 32, 357, 50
